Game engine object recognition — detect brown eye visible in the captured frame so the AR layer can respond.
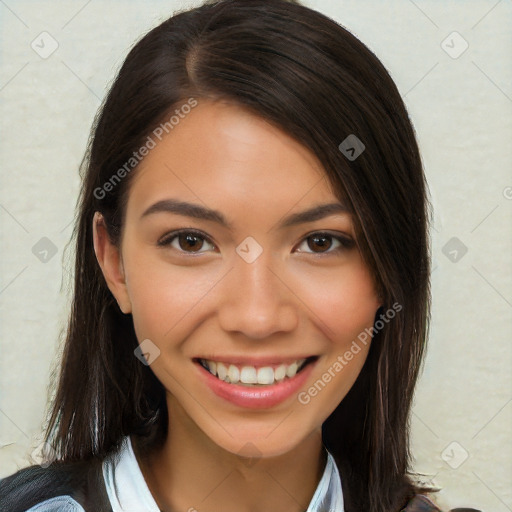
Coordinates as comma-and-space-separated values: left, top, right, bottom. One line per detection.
295, 232, 354, 255
158, 230, 216, 253
307, 234, 333, 253
178, 233, 204, 252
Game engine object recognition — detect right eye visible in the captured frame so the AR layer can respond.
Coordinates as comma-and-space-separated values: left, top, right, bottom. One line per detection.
157, 230, 217, 254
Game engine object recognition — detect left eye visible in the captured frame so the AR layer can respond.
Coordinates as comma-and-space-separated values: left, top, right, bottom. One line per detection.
295, 233, 353, 254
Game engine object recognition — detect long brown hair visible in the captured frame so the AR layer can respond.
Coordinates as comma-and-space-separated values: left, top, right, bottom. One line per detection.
43, 0, 431, 510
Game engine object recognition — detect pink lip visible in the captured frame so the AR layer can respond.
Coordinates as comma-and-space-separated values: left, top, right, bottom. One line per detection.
195, 358, 317, 409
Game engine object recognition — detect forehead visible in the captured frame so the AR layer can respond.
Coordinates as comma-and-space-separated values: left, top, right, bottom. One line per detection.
125, 100, 340, 221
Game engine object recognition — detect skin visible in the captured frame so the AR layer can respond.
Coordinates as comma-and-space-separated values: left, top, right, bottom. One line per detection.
93, 99, 382, 512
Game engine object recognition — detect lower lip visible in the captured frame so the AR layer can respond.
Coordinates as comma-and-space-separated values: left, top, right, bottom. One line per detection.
196, 359, 317, 409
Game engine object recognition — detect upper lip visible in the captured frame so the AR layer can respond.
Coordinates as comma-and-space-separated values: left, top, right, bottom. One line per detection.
194, 355, 318, 366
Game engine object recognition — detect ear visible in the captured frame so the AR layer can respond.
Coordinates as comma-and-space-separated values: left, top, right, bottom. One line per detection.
92, 212, 132, 314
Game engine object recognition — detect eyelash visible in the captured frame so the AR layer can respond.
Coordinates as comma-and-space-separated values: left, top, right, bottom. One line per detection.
157, 229, 355, 256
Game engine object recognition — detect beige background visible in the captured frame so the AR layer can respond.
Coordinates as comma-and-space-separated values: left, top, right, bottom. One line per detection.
1, 1, 511, 510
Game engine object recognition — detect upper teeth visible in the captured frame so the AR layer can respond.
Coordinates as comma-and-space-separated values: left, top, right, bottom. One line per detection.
200, 359, 307, 386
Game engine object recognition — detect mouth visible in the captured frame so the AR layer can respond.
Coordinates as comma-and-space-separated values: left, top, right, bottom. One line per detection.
194, 356, 318, 387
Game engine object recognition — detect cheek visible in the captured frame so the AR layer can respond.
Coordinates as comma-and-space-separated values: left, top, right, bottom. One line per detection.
121, 247, 215, 340
297, 265, 378, 417
294, 260, 380, 344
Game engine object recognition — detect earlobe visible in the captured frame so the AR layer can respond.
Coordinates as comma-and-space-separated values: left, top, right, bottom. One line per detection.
92, 212, 132, 314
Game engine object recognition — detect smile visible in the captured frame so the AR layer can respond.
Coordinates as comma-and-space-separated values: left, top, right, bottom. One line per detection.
194, 356, 319, 409
198, 357, 316, 386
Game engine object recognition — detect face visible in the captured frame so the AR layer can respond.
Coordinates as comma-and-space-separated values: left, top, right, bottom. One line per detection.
95, 99, 381, 458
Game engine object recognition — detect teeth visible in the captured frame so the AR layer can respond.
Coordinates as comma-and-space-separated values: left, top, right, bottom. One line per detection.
274, 364, 286, 382
207, 360, 217, 375
228, 364, 240, 384
240, 366, 257, 384
200, 358, 308, 386
257, 367, 274, 385
217, 362, 227, 381
286, 362, 299, 378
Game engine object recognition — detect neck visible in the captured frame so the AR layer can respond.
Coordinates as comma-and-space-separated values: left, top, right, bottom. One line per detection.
134, 397, 327, 512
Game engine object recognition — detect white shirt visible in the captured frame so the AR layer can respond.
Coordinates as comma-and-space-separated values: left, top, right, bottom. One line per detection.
103, 436, 345, 512
25, 435, 344, 511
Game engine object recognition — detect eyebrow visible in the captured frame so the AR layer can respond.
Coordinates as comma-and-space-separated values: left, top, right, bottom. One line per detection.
140, 198, 349, 230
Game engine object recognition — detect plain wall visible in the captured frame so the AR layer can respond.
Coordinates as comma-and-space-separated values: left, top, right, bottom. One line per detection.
0, 1, 510, 510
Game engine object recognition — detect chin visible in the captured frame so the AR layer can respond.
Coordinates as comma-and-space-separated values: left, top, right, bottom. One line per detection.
201, 415, 320, 460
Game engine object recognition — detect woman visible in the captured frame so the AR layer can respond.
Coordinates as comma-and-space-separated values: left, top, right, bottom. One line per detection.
0, 0, 480, 511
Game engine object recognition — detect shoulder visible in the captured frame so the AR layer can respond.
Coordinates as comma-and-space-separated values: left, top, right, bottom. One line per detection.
403, 495, 482, 512
0, 459, 112, 512
13, 495, 84, 512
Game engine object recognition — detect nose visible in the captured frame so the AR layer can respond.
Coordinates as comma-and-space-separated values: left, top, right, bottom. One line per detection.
217, 251, 299, 340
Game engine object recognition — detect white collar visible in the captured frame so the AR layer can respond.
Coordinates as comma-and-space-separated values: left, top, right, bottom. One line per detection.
102, 436, 344, 512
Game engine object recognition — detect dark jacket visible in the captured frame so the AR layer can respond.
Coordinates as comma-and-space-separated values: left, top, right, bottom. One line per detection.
0, 461, 482, 512
0, 459, 111, 512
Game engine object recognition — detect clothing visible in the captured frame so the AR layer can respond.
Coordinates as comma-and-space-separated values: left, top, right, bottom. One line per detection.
102, 436, 344, 511
0, 454, 111, 512
0, 435, 343, 512
0, 437, 480, 512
